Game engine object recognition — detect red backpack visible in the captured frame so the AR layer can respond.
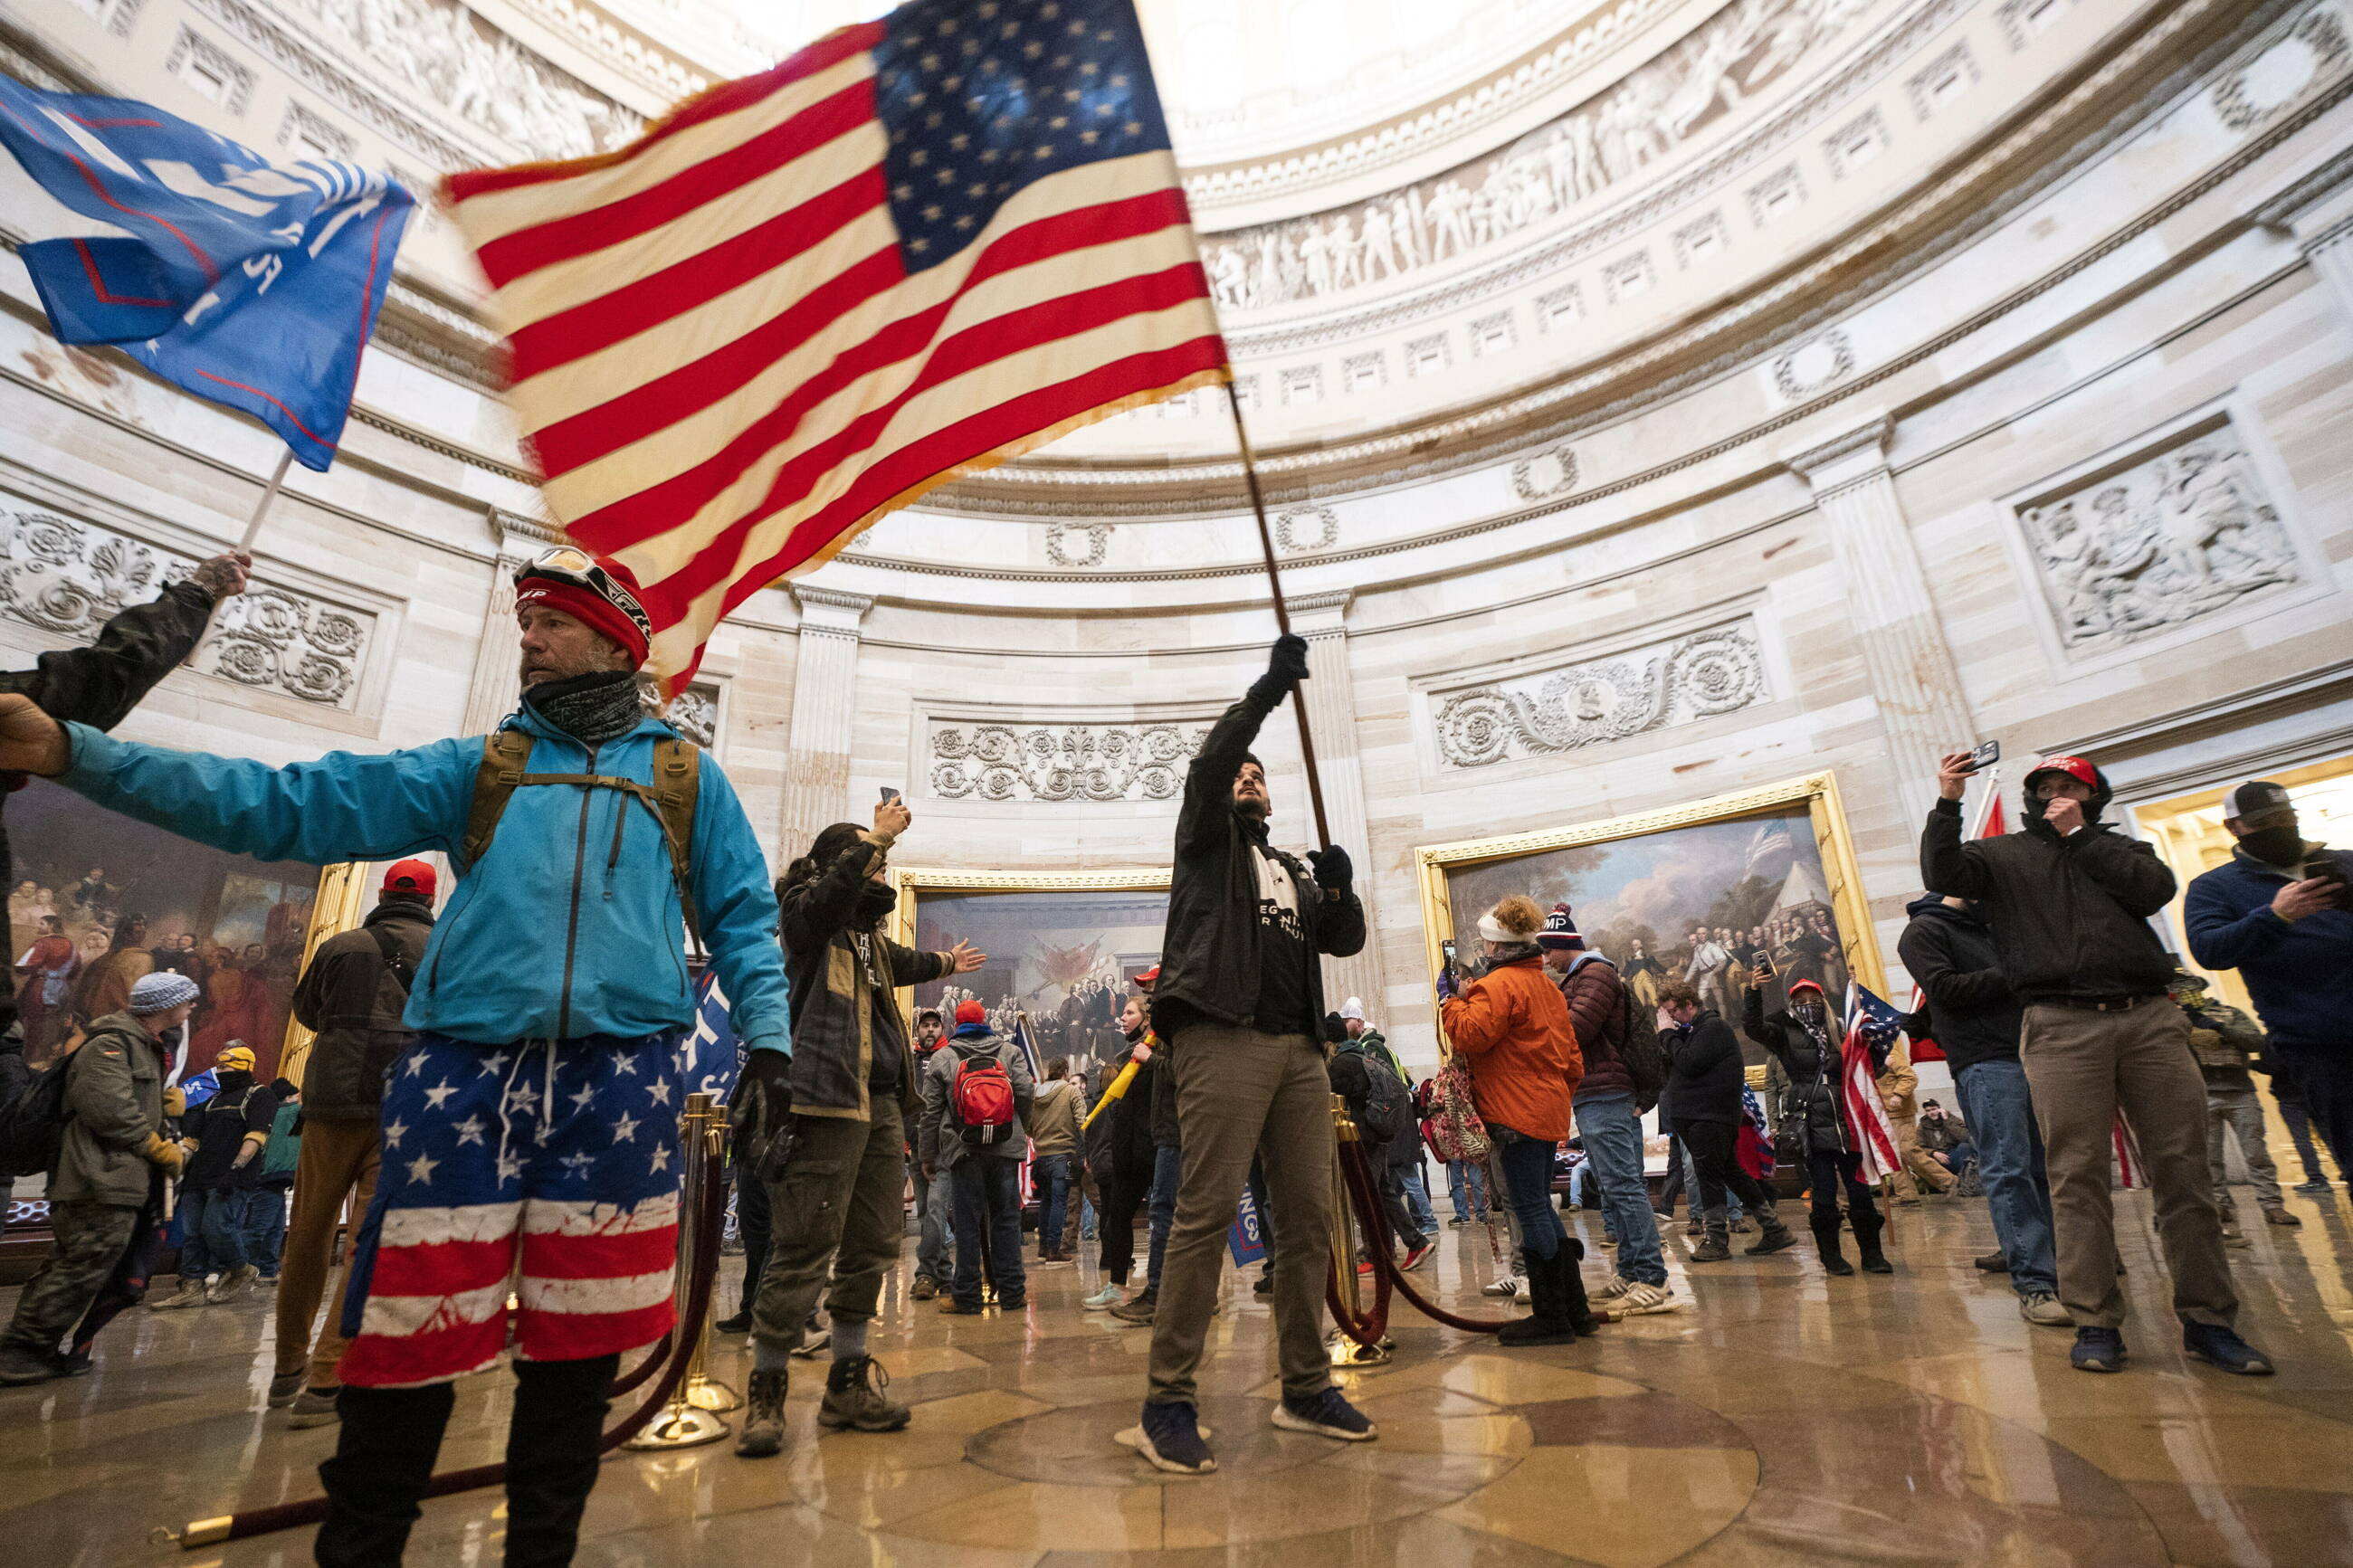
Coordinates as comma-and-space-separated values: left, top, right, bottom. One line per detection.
951, 1045, 1017, 1147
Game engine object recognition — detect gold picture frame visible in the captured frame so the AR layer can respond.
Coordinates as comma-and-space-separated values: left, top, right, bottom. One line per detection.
887, 864, 1172, 1031
1414, 772, 1887, 1043
271, 860, 392, 1091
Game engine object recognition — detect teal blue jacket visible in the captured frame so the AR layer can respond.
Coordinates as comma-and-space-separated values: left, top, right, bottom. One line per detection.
57, 710, 791, 1054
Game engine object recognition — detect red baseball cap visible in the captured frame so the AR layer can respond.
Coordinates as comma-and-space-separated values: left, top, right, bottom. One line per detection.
381, 858, 436, 898
2024, 755, 2098, 791
1133, 965, 1160, 991
955, 1000, 986, 1026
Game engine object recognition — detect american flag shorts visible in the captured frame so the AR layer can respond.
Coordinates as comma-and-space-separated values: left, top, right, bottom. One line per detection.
337, 1031, 688, 1388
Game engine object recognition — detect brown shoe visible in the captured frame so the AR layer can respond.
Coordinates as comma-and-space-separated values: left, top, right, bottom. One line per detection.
818, 1356, 910, 1431
2262, 1206, 2301, 1228
734, 1369, 788, 1458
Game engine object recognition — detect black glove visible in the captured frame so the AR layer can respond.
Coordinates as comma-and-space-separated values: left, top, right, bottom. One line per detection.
1321, 1011, 1348, 1045
732, 1050, 794, 1168
1265, 633, 1310, 689
1305, 843, 1352, 889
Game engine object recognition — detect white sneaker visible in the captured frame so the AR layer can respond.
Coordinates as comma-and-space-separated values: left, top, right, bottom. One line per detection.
1082, 1283, 1123, 1310
1615, 1280, 1677, 1315
2017, 1291, 2072, 1326
1592, 1274, 1632, 1300
1481, 1273, 1526, 1298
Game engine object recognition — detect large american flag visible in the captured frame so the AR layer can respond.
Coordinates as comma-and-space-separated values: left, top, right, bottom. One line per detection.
446, 0, 1226, 688
1840, 984, 1907, 1182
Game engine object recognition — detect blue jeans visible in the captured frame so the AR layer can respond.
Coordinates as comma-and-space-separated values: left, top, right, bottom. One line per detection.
1446, 1158, 1489, 1221
919, 1165, 955, 1285
1145, 1142, 1181, 1292
949, 1156, 1025, 1308
177, 1185, 251, 1279
1681, 1142, 1743, 1222
242, 1187, 288, 1278
1033, 1154, 1071, 1256
1400, 1164, 1436, 1234
1954, 1059, 2058, 1296
1489, 1124, 1566, 1260
1575, 1092, 1666, 1286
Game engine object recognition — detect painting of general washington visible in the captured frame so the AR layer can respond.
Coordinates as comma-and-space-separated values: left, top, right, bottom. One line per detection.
901, 881, 1169, 1069
1442, 808, 1849, 1065
8, 778, 320, 1075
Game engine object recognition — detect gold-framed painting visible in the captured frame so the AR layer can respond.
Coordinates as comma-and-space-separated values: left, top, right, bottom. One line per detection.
889, 866, 1169, 1069
1415, 772, 1885, 1057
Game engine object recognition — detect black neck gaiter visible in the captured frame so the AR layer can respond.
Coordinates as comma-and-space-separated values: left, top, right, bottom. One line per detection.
524, 669, 644, 747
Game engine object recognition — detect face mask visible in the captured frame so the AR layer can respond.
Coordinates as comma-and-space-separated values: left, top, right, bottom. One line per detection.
853, 882, 896, 926
2240, 825, 2304, 866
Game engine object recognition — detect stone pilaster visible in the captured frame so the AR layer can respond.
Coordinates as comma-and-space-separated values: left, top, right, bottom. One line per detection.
2255, 148, 2353, 337
460, 509, 558, 736
779, 584, 872, 858
1288, 589, 1386, 1024
1785, 418, 1974, 822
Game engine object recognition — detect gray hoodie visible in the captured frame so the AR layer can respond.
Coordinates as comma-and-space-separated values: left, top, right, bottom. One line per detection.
919, 1026, 1035, 1168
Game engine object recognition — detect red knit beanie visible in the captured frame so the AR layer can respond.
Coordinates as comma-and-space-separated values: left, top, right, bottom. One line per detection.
515, 554, 651, 667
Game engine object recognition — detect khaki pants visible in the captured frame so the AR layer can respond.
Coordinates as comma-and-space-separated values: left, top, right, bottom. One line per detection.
272, 1117, 381, 1387
1887, 1116, 1955, 1199
1148, 1027, 1333, 1407
2021, 1002, 2236, 1331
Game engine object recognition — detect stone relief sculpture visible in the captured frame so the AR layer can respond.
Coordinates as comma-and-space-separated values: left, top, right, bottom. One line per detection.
2016, 425, 2301, 652
287, 0, 641, 160
931, 723, 1207, 803
0, 508, 375, 710
638, 681, 719, 748
1434, 624, 1767, 768
1199, 0, 1879, 309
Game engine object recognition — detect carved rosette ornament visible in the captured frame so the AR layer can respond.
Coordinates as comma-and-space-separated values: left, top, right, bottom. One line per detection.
1044, 522, 1112, 569
931, 724, 1206, 803
1434, 624, 1767, 768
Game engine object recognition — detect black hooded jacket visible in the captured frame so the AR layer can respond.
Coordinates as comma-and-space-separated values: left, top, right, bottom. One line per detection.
1919, 765, 2177, 1003
1743, 987, 1845, 1153
1896, 895, 2022, 1072
1151, 674, 1366, 1042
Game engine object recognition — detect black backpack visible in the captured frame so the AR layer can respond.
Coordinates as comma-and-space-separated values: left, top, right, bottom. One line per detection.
1610, 968, 1669, 1115
1351, 1048, 1409, 1145
0, 1036, 77, 1180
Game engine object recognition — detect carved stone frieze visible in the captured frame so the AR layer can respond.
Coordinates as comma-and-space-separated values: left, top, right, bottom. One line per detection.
1510, 446, 1579, 501
2014, 421, 2301, 654
167, 25, 256, 114
1273, 506, 1338, 553
1044, 522, 1111, 569
1433, 622, 1768, 768
929, 723, 1207, 803
0, 508, 376, 710
1770, 329, 1855, 398
1197, 0, 1878, 313
640, 679, 719, 748
2213, 8, 2349, 131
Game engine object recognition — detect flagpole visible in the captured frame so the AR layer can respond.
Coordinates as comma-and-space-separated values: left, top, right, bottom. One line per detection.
237, 449, 295, 555
1220, 375, 1334, 851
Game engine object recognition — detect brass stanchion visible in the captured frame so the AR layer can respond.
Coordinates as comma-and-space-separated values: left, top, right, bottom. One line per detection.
625, 1092, 733, 1449
1326, 1093, 1393, 1367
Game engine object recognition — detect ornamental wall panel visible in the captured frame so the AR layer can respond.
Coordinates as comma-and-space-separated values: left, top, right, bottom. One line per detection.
926, 718, 1210, 804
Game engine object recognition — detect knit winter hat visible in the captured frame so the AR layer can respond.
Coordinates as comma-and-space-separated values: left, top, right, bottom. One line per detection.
515, 553, 653, 667
1535, 901, 1585, 952
955, 1000, 987, 1027
128, 971, 200, 1014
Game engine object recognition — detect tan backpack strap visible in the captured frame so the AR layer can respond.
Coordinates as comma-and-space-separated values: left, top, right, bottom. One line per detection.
653, 738, 704, 957
461, 729, 537, 872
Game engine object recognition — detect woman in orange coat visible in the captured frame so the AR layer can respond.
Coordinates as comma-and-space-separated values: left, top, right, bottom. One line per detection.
1440, 894, 1599, 1345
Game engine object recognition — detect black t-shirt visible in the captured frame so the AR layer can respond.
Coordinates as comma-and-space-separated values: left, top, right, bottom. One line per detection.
853, 933, 905, 1095
1250, 845, 1317, 1037
186, 1076, 279, 1192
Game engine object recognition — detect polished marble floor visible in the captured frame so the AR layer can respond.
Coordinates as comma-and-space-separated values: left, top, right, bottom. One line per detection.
8, 1186, 2353, 1568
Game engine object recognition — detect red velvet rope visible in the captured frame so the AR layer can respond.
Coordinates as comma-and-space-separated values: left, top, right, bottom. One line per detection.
1337, 1138, 1519, 1335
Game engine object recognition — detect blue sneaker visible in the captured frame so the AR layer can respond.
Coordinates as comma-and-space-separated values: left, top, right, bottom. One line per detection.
2070, 1327, 2128, 1373
1137, 1401, 1216, 1474
1272, 1387, 1377, 1441
2184, 1322, 2274, 1376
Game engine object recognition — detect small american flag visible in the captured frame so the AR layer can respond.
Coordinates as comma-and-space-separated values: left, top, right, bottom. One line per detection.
445, 0, 1225, 689
1840, 984, 1906, 1182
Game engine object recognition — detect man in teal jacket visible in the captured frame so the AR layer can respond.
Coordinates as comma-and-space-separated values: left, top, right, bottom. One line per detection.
0, 547, 790, 1568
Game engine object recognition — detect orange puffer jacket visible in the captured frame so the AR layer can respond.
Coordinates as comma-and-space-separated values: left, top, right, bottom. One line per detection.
1441, 954, 1583, 1141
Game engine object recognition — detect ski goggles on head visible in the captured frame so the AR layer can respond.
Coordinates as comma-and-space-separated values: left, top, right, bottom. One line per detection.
516, 546, 653, 643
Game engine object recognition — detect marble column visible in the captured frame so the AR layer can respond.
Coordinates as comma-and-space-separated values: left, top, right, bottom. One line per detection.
2255, 148, 2353, 336
459, 509, 558, 736
1785, 418, 1974, 822
779, 584, 872, 859
1288, 589, 1386, 1023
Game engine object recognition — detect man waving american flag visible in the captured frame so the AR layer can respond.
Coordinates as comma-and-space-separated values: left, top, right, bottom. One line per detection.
446, 0, 1226, 690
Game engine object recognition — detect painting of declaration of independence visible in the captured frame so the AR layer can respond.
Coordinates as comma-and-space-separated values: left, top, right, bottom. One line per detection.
8, 778, 321, 1076
1443, 808, 1848, 1064
910, 887, 1169, 1068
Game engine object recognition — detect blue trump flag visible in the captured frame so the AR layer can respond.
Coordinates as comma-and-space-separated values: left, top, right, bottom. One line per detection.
0, 77, 413, 470
687, 968, 743, 1103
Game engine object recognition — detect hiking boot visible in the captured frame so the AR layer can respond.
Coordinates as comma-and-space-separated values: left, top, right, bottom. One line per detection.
1110, 1288, 1157, 1325
1082, 1283, 1123, 1310
2262, 1205, 2301, 1228
1688, 1227, 1732, 1264
2018, 1292, 2072, 1326
2071, 1327, 2127, 1373
151, 1278, 208, 1310
711, 1311, 753, 1335
1136, 1400, 1216, 1473
268, 1371, 305, 1408
287, 1386, 342, 1430
2184, 1323, 2274, 1376
910, 1276, 938, 1301
819, 1356, 911, 1430
1272, 1387, 1377, 1441
1744, 1215, 1796, 1257
0, 1345, 58, 1386
734, 1369, 790, 1458
1976, 1251, 2010, 1273
1729, 1216, 1755, 1234
207, 1265, 259, 1305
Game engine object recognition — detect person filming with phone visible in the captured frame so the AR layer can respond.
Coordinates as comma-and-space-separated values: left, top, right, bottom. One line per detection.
1923, 747, 2270, 1378
2184, 780, 2353, 1188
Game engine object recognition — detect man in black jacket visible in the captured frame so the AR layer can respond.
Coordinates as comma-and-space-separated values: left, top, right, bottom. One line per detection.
270, 860, 437, 1427
1661, 981, 1793, 1265
1134, 635, 1371, 1476
0, 550, 249, 1009
1899, 893, 2066, 1326
1923, 751, 2267, 1376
